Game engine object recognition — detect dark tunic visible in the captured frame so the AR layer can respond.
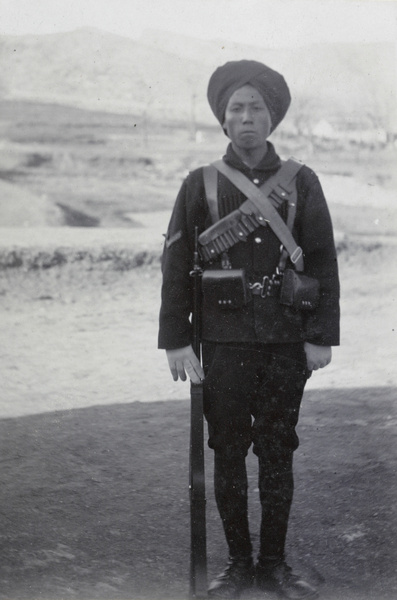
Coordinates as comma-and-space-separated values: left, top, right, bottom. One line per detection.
158, 142, 340, 350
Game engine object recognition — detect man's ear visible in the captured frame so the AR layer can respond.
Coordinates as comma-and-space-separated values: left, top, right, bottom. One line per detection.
222, 121, 229, 137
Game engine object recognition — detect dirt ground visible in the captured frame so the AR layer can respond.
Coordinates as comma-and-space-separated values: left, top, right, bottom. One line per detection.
0, 389, 396, 600
0, 229, 396, 600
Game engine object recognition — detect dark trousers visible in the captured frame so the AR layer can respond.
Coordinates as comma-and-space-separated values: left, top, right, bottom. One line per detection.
202, 342, 310, 560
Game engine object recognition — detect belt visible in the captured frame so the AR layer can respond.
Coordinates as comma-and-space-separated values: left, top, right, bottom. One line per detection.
248, 274, 282, 298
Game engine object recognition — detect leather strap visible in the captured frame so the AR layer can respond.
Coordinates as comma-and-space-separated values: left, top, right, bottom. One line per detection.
280, 162, 299, 271
212, 158, 304, 271
203, 164, 219, 224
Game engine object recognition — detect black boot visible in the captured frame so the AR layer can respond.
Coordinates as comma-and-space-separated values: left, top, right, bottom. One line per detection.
256, 558, 318, 600
208, 555, 255, 599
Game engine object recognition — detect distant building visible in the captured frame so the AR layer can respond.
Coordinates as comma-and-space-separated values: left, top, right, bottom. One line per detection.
312, 116, 388, 146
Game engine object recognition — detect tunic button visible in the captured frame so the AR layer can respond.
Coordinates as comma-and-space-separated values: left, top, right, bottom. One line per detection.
255, 237, 262, 244
253, 178, 260, 184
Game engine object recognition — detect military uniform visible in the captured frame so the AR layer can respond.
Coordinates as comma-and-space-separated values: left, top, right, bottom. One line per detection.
158, 59, 340, 599
158, 142, 339, 349
158, 139, 339, 560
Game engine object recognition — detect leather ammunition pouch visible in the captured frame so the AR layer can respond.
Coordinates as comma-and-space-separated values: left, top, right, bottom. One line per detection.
202, 269, 251, 310
199, 208, 261, 262
279, 269, 320, 311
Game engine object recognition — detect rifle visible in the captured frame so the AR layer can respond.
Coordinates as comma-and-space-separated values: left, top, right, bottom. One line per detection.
189, 226, 207, 598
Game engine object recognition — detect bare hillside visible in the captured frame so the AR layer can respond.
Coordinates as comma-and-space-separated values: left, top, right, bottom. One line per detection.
0, 28, 395, 128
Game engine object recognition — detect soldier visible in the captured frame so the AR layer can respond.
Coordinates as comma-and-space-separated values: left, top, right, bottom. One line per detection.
158, 60, 340, 599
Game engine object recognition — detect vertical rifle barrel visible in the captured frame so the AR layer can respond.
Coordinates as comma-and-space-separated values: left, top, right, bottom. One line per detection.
189, 226, 207, 598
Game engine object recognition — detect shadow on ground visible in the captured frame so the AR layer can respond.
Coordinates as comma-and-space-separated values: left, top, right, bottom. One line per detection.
0, 388, 396, 600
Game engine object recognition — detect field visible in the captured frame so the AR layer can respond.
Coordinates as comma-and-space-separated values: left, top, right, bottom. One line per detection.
1, 99, 396, 228
0, 101, 396, 599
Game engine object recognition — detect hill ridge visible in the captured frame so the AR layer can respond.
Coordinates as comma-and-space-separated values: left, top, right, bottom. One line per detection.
1, 28, 396, 128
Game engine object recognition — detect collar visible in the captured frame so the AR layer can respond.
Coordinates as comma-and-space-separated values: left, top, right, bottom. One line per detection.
223, 142, 281, 176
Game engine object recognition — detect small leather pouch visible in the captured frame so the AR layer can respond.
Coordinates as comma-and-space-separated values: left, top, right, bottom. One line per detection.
279, 269, 320, 311
202, 269, 251, 309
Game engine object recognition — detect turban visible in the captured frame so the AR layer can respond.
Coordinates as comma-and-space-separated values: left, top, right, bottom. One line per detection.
207, 60, 291, 134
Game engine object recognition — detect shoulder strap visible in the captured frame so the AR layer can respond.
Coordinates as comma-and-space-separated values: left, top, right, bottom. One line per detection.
203, 165, 233, 269
279, 159, 299, 271
203, 165, 219, 223
212, 158, 304, 271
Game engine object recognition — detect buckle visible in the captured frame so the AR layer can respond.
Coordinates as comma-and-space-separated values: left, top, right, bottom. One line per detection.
249, 274, 281, 298
249, 281, 263, 295
290, 246, 303, 265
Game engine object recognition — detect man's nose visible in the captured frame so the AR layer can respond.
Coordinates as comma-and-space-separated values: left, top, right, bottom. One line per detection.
242, 107, 254, 122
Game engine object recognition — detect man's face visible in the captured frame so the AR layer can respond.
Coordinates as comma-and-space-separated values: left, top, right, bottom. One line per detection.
223, 84, 272, 151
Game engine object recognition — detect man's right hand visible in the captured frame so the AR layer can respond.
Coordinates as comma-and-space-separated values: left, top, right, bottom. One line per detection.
166, 345, 205, 384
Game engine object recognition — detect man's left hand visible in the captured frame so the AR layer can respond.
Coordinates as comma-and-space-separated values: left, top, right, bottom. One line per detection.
304, 342, 332, 371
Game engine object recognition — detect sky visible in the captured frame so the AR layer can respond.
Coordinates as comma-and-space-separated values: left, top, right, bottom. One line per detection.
1, 0, 396, 48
